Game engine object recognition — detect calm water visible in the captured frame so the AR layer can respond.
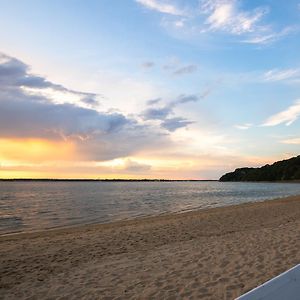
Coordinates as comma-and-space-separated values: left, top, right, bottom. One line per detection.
1, 181, 300, 235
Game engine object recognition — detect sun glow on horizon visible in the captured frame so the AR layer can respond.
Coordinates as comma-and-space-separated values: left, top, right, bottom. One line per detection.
0, 138, 77, 163
0, 138, 285, 180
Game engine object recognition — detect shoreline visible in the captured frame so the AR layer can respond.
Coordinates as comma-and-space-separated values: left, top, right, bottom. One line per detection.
1, 195, 300, 299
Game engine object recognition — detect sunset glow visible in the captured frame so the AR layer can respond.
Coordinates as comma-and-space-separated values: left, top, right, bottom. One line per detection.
0, 139, 76, 163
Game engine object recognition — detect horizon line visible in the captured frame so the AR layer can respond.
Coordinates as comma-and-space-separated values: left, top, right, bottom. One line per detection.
0, 178, 219, 182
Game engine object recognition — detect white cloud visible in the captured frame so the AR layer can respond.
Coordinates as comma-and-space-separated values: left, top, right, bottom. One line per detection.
281, 138, 300, 145
244, 26, 298, 44
243, 34, 275, 44
200, 0, 268, 35
206, 3, 233, 29
235, 123, 252, 130
155, 0, 295, 45
263, 68, 300, 82
136, 0, 186, 16
174, 19, 185, 28
123, 158, 152, 172
262, 99, 300, 126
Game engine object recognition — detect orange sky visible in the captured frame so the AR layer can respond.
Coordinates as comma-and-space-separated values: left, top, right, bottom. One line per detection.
0, 137, 282, 180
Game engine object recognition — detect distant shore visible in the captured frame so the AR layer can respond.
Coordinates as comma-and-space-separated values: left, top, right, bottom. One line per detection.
1, 195, 300, 299
0, 178, 217, 182
1, 178, 300, 183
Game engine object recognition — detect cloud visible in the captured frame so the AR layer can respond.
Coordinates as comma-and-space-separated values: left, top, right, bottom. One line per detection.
262, 99, 300, 126
174, 94, 199, 104
146, 98, 161, 105
141, 93, 201, 127
234, 123, 252, 130
161, 117, 194, 131
142, 95, 201, 124
0, 53, 170, 161
280, 137, 300, 145
135, 0, 186, 16
141, 58, 198, 75
142, 106, 171, 120
243, 26, 296, 45
174, 19, 185, 28
162, 58, 198, 76
173, 64, 198, 76
143, 94, 200, 120
123, 159, 151, 172
0, 53, 99, 108
200, 0, 268, 35
0, 53, 97, 100
154, 0, 295, 45
263, 68, 300, 82
141, 86, 213, 132
141, 61, 155, 69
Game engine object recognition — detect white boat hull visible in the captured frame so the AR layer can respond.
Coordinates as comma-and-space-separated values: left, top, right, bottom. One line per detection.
237, 264, 300, 300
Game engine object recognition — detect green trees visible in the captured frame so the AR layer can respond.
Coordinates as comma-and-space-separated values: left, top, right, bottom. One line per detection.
219, 155, 300, 182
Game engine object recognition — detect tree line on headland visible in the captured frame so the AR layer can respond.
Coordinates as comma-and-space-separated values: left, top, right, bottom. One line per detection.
220, 155, 300, 182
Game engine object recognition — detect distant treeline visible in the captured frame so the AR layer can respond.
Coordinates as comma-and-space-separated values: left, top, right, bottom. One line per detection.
220, 155, 300, 182
0, 178, 217, 182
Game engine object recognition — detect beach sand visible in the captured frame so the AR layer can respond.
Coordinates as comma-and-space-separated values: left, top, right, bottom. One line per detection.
1, 195, 300, 300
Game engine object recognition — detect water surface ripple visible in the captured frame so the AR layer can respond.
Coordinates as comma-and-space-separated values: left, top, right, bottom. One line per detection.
1, 181, 300, 235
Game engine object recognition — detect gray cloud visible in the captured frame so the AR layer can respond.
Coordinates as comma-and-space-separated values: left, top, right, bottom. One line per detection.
161, 117, 194, 132
173, 64, 198, 76
162, 59, 198, 76
0, 53, 170, 161
171, 94, 199, 105
0, 95, 126, 139
80, 96, 99, 106
142, 106, 172, 120
143, 94, 200, 117
142, 58, 198, 76
141, 87, 215, 131
146, 98, 161, 106
141, 94, 201, 131
0, 53, 99, 107
141, 61, 155, 69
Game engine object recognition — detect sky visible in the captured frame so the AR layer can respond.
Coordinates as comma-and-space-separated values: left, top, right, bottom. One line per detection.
0, 0, 300, 179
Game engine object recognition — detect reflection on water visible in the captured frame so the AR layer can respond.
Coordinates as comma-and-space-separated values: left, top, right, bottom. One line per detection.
1, 181, 300, 235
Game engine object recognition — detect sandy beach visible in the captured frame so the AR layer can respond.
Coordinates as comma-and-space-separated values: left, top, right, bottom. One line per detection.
1, 195, 300, 299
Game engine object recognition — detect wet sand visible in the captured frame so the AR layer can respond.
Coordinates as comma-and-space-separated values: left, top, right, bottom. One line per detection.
1, 195, 300, 299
